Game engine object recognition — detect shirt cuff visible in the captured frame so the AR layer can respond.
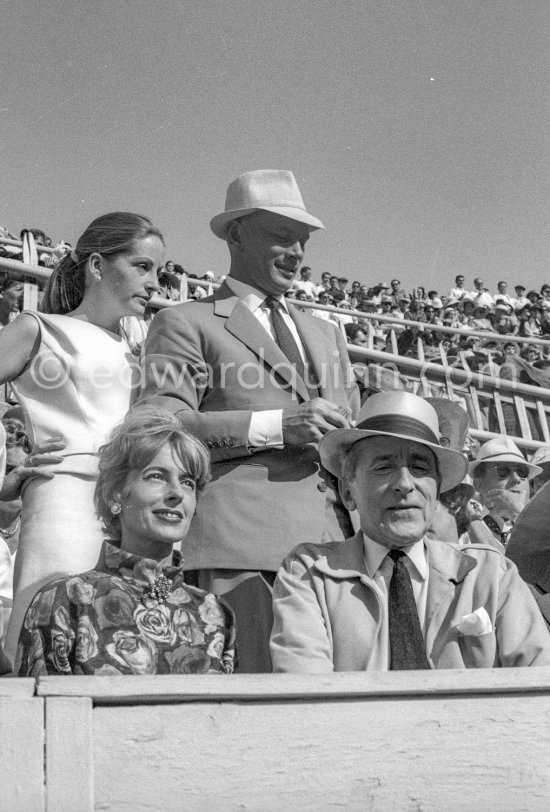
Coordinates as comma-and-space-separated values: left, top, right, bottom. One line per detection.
248, 410, 284, 449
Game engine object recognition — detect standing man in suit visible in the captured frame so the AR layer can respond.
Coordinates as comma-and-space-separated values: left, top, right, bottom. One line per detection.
140, 169, 359, 671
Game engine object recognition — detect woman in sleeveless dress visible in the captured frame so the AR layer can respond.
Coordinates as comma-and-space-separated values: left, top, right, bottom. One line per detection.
1, 212, 165, 662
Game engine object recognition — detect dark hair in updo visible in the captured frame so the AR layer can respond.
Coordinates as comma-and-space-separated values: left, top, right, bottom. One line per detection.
40, 212, 164, 315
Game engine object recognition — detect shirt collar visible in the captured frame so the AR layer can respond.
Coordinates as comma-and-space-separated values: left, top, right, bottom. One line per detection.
226, 277, 289, 314
362, 532, 428, 581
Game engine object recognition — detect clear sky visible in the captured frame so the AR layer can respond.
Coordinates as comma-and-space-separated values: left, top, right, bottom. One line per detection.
2, 0, 549, 294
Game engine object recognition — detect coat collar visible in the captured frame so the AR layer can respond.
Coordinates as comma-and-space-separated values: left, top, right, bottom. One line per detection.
311, 532, 479, 585
314, 530, 477, 586
213, 280, 312, 400
312, 533, 481, 666
312, 531, 367, 579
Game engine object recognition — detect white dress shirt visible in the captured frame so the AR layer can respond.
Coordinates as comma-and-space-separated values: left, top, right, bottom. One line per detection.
226, 277, 308, 449
362, 533, 429, 670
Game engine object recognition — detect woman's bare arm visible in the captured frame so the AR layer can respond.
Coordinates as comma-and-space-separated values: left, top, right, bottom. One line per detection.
0, 313, 41, 385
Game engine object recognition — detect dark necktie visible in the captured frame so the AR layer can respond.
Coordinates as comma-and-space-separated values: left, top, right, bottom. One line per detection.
264, 296, 317, 396
387, 549, 431, 670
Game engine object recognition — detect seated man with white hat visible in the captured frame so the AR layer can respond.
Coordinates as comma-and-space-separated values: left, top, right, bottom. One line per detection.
470, 437, 541, 547
270, 392, 550, 672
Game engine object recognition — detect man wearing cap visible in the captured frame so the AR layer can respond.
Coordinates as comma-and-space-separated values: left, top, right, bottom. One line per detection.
470, 437, 540, 548
270, 391, 550, 672
140, 169, 359, 672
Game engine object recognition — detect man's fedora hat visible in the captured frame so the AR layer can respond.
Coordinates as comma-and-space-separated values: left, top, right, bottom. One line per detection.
469, 436, 541, 480
210, 169, 325, 239
319, 391, 468, 492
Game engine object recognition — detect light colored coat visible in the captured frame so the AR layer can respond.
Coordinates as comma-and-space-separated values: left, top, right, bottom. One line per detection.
140, 282, 358, 571
270, 532, 550, 672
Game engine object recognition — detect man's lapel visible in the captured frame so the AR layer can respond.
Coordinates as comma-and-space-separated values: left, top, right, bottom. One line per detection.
214, 283, 310, 400
424, 540, 478, 659
288, 305, 329, 394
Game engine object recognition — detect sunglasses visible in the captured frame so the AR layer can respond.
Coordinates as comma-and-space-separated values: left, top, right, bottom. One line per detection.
494, 465, 530, 480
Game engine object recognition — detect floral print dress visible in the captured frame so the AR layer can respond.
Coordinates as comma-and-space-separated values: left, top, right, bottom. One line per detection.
16, 542, 236, 676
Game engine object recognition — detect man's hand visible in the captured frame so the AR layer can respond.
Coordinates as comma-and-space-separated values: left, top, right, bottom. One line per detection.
463, 498, 485, 522
0, 438, 65, 502
282, 397, 351, 446
484, 487, 528, 521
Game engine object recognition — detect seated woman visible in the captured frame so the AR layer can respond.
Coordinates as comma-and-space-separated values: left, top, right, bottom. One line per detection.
15, 408, 236, 676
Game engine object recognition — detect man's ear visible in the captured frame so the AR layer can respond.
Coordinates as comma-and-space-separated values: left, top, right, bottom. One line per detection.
226, 221, 242, 250
339, 478, 357, 512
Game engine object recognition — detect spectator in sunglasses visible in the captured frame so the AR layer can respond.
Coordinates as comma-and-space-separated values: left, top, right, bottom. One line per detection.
470, 437, 541, 547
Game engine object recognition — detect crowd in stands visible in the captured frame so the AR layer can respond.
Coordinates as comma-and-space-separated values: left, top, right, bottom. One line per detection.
3, 223, 550, 366
285, 269, 550, 367
1, 169, 550, 681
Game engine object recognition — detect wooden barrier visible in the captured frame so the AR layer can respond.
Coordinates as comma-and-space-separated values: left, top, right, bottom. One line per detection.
0, 670, 531, 810
0, 678, 44, 811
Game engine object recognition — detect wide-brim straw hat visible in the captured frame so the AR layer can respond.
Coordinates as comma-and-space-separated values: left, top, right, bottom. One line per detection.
469, 436, 541, 480
210, 169, 325, 239
319, 391, 468, 492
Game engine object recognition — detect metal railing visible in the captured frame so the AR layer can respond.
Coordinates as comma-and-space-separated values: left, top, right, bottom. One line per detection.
1, 255, 549, 346
1, 255, 550, 451
0, 236, 56, 254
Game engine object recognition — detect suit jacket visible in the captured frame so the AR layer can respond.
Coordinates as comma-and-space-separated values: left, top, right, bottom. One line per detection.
270, 532, 550, 671
140, 282, 358, 571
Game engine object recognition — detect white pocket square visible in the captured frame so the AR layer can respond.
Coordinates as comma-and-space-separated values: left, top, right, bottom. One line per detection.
455, 607, 493, 637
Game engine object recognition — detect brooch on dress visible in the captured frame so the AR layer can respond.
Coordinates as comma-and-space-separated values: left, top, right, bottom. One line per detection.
147, 574, 173, 602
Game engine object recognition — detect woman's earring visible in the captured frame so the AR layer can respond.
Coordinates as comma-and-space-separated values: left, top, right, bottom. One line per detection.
110, 502, 122, 515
